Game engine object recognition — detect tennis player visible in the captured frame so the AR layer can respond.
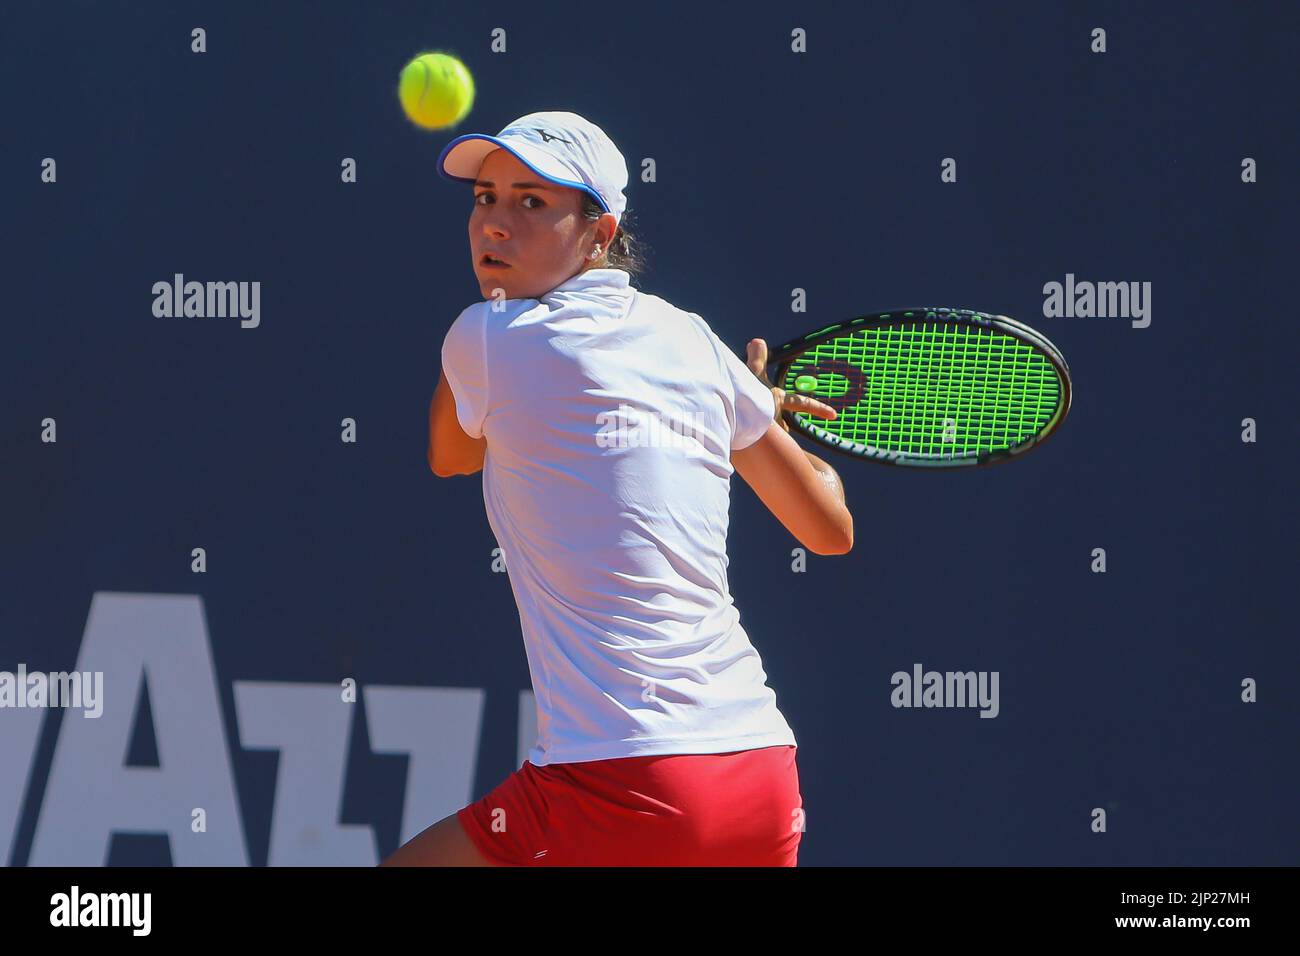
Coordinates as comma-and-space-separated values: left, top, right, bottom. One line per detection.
381, 111, 853, 867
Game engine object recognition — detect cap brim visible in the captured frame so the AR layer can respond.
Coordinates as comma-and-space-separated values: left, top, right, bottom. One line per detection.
436, 134, 507, 181
436, 134, 612, 214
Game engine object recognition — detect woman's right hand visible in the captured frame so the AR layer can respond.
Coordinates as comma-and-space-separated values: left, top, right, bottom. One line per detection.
745, 338, 839, 433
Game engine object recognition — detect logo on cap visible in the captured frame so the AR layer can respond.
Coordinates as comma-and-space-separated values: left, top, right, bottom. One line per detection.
536, 129, 574, 145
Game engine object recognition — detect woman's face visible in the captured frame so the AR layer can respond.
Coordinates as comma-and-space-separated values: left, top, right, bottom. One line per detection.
469, 148, 612, 301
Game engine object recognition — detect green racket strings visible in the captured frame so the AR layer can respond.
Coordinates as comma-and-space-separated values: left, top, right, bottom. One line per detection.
782, 322, 1062, 457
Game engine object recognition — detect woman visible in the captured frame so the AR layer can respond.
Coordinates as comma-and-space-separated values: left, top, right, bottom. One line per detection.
382, 111, 852, 867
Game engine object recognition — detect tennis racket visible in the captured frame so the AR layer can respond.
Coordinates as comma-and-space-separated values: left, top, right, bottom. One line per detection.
766, 308, 1071, 468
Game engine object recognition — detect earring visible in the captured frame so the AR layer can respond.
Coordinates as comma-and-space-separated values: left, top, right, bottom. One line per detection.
589, 246, 601, 260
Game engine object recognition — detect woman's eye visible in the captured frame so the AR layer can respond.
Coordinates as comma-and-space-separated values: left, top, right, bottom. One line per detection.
473, 193, 542, 208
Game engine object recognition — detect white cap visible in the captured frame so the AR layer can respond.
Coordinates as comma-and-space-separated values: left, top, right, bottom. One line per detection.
437, 110, 628, 224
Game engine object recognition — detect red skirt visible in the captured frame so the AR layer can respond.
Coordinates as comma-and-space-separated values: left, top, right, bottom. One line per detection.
457, 744, 802, 866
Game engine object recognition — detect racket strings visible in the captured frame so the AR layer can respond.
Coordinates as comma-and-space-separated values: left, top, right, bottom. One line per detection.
784, 323, 1060, 457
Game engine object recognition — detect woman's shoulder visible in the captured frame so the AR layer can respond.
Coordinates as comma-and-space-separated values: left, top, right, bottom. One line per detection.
451, 295, 545, 333
632, 289, 713, 334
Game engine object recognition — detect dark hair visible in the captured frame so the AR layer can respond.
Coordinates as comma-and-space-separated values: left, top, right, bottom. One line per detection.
580, 192, 649, 283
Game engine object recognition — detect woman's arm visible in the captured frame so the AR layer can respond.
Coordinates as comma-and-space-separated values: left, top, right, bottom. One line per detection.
428, 373, 487, 477
730, 338, 854, 555
803, 447, 847, 508
732, 424, 853, 555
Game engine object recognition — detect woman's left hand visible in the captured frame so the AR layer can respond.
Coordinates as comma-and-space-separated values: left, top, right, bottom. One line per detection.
745, 338, 839, 433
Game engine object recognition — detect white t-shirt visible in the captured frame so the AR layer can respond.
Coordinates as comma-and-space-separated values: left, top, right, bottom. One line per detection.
440, 267, 797, 766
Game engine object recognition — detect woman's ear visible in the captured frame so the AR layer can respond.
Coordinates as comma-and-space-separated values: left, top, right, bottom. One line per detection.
599, 212, 619, 249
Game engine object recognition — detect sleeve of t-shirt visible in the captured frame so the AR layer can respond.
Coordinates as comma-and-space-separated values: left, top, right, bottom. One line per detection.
694, 316, 777, 451
440, 304, 489, 440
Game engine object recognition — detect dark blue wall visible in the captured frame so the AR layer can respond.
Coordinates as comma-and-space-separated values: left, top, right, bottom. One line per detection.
3, 0, 1296, 866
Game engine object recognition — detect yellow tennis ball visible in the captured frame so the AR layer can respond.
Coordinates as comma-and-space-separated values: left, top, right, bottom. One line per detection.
399, 52, 474, 130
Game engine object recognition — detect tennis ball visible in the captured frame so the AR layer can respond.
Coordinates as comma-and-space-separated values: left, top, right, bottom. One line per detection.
398, 52, 474, 130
